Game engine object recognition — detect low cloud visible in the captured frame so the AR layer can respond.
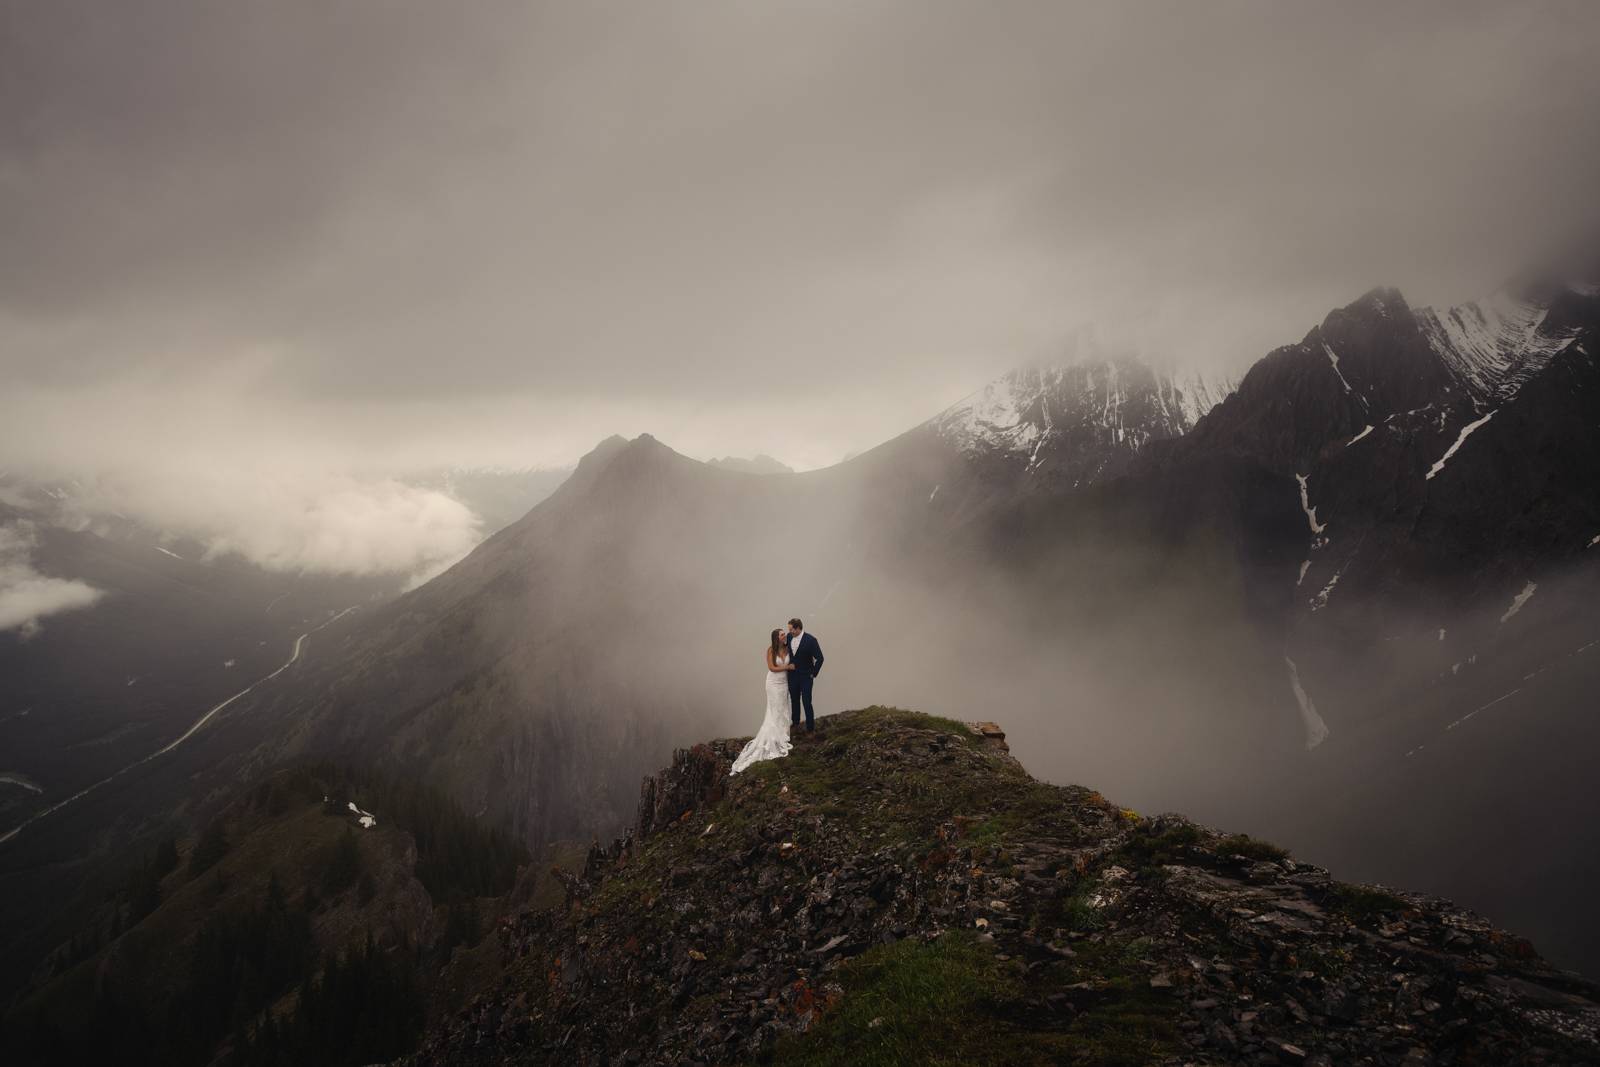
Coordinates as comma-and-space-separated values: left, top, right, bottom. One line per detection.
0, 522, 105, 636
77, 470, 484, 586
2, 370, 484, 586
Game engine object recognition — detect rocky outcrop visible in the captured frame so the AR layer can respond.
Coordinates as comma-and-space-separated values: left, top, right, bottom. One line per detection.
400, 708, 1600, 1066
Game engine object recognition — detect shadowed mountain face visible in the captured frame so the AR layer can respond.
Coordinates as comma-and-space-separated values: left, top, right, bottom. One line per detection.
1179, 276, 1600, 745
1164, 271, 1600, 972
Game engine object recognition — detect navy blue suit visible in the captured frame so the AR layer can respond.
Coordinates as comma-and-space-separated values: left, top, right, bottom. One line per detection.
786, 631, 824, 731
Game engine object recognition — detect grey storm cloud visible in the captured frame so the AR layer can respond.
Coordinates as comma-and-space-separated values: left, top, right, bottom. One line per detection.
3, 0, 1599, 505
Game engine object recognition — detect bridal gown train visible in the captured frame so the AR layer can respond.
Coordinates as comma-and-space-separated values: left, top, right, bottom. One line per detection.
730, 654, 793, 775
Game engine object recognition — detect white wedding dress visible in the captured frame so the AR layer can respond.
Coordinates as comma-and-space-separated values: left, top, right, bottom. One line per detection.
729, 653, 793, 775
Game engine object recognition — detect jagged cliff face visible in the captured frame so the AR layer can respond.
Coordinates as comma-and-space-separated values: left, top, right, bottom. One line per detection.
1179, 275, 1600, 737
1149, 272, 1600, 975
402, 709, 1600, 1067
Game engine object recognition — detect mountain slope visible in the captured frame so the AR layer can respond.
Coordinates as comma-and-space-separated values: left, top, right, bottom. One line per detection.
1175, 274, 1600, 731
403, 708, 1600, 1067
2, 762, 538, 1067
0, 475, 391, 842
1146, 270, 1600, 977
218, 417, 1296, 866
5, 259, 1599, 1011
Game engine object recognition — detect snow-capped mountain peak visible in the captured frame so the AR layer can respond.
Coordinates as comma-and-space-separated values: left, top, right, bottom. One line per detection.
931, 354, 1235, 484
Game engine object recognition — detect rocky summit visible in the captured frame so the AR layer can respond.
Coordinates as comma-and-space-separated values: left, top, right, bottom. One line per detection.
399, 708, 1600, 1066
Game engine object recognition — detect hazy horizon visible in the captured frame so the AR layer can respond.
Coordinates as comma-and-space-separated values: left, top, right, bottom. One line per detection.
5, 0, 1600, 591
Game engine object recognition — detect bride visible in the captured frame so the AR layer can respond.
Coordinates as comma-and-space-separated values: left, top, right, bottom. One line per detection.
730, 628, 796, 775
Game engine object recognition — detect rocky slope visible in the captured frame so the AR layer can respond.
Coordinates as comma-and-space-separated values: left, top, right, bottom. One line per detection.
402, 708, 1600, 1066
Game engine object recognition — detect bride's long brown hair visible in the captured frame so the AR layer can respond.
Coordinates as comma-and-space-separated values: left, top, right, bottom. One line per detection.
769, 628, 785, 660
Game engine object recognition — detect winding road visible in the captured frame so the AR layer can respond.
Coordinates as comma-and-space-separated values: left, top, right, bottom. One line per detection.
0, 606, 357, 847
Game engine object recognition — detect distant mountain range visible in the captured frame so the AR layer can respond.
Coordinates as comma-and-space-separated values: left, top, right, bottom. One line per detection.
706, 454, 795, 475
3, 256, 1598, 1019
221, 263, 1597, 956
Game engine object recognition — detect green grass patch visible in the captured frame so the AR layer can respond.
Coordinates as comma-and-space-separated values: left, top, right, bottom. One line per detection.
1060, 977, 1178, 1065
1326, 882, 1408, 927
841, 706, 983, 745
1054, 886, 1106, 933
1113, 820, 1201, 875
1050, 939, 1182, 1066
917, 714, 985, 744
766, 932, 1070, 1067
1215, 834, 1290, 863
766, 929, 1180, 1067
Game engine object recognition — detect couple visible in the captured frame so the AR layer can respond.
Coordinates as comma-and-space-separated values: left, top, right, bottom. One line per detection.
729, 618, 824, 775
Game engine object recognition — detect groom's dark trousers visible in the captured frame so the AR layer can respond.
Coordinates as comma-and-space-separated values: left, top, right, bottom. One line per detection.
789, 674, 815, 732
787, 632, 823, 731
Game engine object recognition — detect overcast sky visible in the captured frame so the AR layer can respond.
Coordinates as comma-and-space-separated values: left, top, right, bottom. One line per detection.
3, 0, 1599, 582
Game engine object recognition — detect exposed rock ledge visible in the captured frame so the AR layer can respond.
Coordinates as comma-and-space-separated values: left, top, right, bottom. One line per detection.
402, 707, 1600, 1066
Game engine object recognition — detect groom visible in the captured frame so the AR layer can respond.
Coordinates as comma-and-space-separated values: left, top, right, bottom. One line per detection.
786, 617, 824, 733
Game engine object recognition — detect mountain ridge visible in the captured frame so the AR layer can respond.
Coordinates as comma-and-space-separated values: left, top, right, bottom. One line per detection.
4, 258, 1599, 1022
401, 707, 1600, 1066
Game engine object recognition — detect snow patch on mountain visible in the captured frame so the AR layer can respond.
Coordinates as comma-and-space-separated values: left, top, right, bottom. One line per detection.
932, 357, 1235, 474
1162, 369, 1235, 428
1284, 656, 1330, 749
1321, 341, 1354, 395
1499, 581, 1537, 623
936, 368, 1046, 453
1425, 410, 1496, 481
1416, 289, 1582, 403
1294, 474, 1326, 535
1309, 569, 1341, 612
